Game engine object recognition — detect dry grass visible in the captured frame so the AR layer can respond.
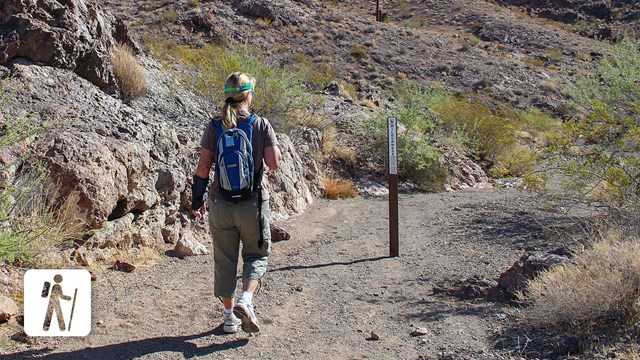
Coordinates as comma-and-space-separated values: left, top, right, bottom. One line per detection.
1, 181, 86, 268
111, 44, 148, 99
323, 177, 357, 199
520, 231, 640, 332
333, 146, 357, 166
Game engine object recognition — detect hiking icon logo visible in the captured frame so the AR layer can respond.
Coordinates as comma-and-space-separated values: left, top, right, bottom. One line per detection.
24, 269, 91, 336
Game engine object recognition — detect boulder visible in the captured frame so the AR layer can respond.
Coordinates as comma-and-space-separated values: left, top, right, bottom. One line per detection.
174, 231, 209, 258
45, 131, 159, 228
498, 252, 574, 299
266, 132, 320, 221
270, 223, 290, 242
0, 295, 18, 322
236, 0, 306, 26
0, 0, 137, 90
441, 144, 491, 191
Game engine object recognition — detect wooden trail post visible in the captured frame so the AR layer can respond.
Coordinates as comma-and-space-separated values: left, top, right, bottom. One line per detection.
388, 117, 399, 257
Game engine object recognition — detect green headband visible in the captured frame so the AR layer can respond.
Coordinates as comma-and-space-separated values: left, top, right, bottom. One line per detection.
224, 83, 253, 92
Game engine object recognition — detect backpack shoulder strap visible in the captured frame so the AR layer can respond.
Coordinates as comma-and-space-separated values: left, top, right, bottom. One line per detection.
213, 118, 223, 145
237, 113, 257, 141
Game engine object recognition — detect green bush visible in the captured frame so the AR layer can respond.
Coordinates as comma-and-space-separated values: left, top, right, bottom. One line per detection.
571, 37, 640, 118
363, 81, 542, 186
363, 84, 447, 190
542, 38, 640, 213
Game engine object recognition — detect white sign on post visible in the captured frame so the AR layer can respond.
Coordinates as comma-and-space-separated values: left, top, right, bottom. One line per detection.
388, 117, 397, 175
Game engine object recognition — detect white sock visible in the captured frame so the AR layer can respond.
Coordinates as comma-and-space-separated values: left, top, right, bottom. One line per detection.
223, 308, 233, 317
240, 290, 253, 304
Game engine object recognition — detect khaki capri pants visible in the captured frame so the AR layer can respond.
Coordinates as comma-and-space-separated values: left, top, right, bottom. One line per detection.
208, 197, 271, 298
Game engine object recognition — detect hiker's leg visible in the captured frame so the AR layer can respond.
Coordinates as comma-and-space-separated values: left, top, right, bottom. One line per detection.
238, 199, 271, 288
209, 198, 241, 302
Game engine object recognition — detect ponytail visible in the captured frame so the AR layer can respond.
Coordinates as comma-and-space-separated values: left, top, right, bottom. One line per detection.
221, 101, 238, 129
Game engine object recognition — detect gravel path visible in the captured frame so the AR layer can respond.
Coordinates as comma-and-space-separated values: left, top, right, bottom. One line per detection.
1, 188, 582, 359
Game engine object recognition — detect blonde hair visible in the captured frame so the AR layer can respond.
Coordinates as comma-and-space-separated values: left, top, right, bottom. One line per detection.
221, 72, 256, 129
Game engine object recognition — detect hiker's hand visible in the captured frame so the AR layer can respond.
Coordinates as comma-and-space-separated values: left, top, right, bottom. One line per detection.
191, 205, 206, 219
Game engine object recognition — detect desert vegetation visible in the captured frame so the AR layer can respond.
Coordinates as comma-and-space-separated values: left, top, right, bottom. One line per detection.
0, 86, 84, 267
144, 37, 334, 135
111, 44, 148, 99
518, 38, 640, 348
363, 81, 556, 189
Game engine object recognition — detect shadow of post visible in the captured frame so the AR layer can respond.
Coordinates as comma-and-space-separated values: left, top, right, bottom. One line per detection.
269, 256, 388, 272
1, 326, 249, 360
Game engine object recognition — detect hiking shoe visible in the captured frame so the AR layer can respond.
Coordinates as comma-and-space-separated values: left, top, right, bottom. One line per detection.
223, 312, 242, 334
233, 299, 260, 333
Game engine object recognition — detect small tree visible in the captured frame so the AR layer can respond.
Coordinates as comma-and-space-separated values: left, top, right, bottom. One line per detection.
542, 38, 640, 217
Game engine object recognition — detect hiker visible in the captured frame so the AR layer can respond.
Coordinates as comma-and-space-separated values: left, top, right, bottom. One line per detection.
191, 72, 282, 334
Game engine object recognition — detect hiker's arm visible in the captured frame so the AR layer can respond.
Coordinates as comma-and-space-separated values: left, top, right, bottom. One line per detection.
264, 145, 281, 171
192, 147, 214, 218
195, 147, 214, 178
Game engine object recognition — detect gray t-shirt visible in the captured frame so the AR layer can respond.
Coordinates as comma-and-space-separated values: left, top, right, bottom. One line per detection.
200, 110, 279, 200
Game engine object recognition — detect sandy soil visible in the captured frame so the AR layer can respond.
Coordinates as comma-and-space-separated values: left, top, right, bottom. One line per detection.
0, 188, 583, 359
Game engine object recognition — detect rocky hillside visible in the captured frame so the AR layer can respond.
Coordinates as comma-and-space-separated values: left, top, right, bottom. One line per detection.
98, 0, 607, 112
492, 0, 640, 38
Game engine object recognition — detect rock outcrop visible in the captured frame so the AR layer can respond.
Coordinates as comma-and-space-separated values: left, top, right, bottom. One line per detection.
236, 0, 308, 26
0, 0, 137, 91
0, 1, 322, 254
173, 231, 210, 258
493, 0, 640, 37
498, 251, 574, 299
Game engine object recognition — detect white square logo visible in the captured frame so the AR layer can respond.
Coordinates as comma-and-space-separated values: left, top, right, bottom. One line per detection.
24, 269, 91, 336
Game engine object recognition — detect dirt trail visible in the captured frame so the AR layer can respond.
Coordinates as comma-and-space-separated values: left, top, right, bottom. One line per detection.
1, 188, 579, 359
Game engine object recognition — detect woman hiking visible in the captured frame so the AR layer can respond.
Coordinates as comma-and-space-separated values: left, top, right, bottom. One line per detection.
191, 72, 282, 334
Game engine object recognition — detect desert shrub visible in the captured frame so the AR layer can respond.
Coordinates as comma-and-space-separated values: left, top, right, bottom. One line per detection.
545, 48, 564, 61
571, 37, 640, 117
289, 53, 336, 93
349, 45, 368, 60
363, 81, 542, 185
0, 176, 84, 267
539, 38, 640, 214
523, 56, 546, 67
437, 97, 517, 163
323, 178, 357, 199
520, 232, 640, 332
111, 44, 148, 99
364, 83, 448, 190
159, 10, 178, 23
575, 53, 592, 61
488, 145, 540, 178
333, 146, 357, 166
145, 39, 315, 134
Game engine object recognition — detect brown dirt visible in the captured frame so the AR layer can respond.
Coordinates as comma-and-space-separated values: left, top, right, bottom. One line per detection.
0, 188, 588, 359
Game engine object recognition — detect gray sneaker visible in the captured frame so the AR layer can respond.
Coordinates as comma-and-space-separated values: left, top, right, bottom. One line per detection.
223, 312, 242, 334
233, 299, 260, 333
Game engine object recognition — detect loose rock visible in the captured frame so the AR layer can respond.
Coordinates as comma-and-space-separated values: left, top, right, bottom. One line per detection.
174, 231, 210, 258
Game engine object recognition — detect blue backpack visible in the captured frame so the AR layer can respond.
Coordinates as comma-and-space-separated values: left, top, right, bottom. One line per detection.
213, 114, 261, 202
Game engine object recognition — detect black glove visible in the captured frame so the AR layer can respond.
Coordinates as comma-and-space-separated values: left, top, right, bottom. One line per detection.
191, 175, 209, 211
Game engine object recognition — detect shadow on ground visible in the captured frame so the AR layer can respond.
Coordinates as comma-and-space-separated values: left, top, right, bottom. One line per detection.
1, 326, 249, 360
270, 256, 388, 272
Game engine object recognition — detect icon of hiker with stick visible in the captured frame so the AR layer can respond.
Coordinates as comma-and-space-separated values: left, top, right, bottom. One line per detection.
42, 274, 78, 332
